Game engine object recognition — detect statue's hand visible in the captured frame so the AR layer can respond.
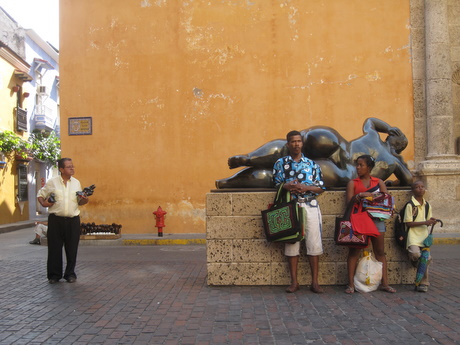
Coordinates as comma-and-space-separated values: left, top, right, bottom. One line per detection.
388, 127, 403, 137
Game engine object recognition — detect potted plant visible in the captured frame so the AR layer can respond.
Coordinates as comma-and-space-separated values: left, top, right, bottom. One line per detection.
15, 154, 33, 162
14, 139, 32, 162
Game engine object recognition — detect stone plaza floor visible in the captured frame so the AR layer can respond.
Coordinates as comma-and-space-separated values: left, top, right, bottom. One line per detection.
0, 227, 459, 344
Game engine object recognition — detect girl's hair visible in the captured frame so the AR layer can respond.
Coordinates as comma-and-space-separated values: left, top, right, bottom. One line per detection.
355, 155, 375, 169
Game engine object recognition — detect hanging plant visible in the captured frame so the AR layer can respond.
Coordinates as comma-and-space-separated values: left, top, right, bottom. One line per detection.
0, 130, 30, 158
28, 130, 61, 165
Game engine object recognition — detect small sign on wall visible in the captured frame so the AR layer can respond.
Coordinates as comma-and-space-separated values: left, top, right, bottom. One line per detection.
17, 164, 28, 202
69, 117, 92, 135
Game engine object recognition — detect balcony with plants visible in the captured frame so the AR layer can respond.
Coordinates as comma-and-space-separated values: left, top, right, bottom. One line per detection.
0, 130, 60, 168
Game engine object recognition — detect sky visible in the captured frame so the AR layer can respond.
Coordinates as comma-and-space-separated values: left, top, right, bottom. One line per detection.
0, 0, 59, 49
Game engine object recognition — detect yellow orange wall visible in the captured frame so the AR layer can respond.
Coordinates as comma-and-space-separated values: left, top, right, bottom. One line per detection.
0, 59, 29, 223
60, 0, 414, 233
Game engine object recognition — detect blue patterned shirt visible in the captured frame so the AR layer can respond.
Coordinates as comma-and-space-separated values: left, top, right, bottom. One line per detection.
273, 154, 325, 197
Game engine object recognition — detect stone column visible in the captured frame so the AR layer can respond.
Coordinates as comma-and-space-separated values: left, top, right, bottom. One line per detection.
417, 0, 460, 233
424, 0, 455, 158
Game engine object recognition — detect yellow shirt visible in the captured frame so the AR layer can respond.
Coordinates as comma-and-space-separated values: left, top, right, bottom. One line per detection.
404, 196, 432, 248
37, 175, 82, 217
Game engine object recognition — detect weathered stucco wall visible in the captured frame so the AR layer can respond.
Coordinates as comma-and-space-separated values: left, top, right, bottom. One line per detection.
60, 0, 414, 233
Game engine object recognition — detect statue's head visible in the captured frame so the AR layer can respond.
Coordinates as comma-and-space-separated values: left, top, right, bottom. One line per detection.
386, 133, 408, 154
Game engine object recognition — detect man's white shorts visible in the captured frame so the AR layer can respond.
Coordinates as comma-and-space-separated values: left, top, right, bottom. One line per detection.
34, 223, 48, 237
285, 200, 323, 257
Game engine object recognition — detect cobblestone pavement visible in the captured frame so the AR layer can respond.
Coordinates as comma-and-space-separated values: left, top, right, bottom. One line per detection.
1, 228, 459, 345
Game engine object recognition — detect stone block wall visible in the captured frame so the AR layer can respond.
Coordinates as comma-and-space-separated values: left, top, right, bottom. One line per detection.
206, 189, 417, 286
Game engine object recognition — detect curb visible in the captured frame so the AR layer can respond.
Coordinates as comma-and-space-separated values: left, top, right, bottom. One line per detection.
122, 238, 206, 246
433, 238, 460, 245
43, 237, 207, 246
0, 219, 47, 234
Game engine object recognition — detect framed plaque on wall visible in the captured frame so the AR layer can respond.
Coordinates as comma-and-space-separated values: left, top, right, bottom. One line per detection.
69, 117, 92, 135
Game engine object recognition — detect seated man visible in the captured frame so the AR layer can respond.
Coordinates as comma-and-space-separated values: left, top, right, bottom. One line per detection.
216, 117, 413, 188
29, 221, 48, 245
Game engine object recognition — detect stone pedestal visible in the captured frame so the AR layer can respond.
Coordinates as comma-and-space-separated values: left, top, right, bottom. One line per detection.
417, 158, 460, 232
206, 189, 417, 286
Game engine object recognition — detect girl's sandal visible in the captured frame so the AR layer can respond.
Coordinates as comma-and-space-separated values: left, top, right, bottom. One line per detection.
345, 285, 355, 294
380, 285, 396, 293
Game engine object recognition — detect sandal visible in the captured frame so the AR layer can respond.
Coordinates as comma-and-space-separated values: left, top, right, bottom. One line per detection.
285, 284, 300, 293
345, 285, 355, 294
380, 285, 396, 293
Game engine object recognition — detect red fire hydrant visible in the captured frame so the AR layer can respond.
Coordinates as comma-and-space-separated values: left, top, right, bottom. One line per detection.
153, 206, 167, 237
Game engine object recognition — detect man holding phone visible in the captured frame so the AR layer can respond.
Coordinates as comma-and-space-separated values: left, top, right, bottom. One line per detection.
37, 158, 89, 284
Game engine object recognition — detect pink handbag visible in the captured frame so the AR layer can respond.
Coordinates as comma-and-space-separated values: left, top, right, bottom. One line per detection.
335, 201, 370, 248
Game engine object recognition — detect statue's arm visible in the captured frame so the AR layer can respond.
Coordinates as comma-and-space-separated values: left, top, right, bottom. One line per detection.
363, 117, 401, 136
228, 139, 287, 169
392, 159, 413, 186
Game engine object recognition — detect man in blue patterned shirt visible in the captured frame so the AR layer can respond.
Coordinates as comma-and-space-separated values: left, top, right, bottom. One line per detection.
273, 130, 325, 293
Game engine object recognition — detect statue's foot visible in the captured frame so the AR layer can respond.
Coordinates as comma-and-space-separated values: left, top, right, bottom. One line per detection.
215, 179, 227, 189
228, 155, 249, 169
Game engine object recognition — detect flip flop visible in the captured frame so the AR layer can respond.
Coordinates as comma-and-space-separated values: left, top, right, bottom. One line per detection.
345, 285, 355, 294
380, 285, 396, 293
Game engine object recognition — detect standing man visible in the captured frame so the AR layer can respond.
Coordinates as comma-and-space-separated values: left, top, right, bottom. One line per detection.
273, 131, 325, 293
38, 158, 88, 284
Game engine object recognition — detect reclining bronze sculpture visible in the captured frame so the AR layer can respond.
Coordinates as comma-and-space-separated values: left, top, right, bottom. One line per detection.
216, 118, 413, 188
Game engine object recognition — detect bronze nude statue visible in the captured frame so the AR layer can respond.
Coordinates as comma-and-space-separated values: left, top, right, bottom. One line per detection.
216, 118, 413, 188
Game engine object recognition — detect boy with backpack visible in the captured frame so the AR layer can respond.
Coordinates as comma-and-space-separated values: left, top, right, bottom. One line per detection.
403, 180, 437, 292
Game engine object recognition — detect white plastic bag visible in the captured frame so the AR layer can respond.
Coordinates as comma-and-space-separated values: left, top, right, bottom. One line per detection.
354, 251, 383, 293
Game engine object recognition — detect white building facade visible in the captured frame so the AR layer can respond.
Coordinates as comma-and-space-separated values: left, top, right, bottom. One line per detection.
24, 29, 60, 220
